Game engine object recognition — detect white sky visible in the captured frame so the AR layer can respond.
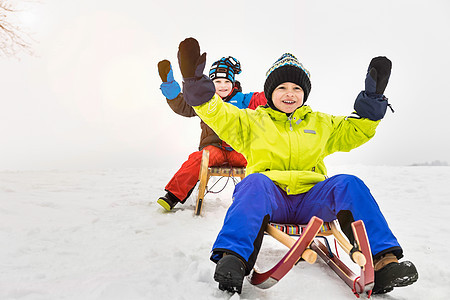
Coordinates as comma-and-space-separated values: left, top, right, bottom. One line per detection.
1, 0, 450, 171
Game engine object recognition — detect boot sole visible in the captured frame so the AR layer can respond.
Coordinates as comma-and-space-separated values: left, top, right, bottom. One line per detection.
373, 272, 418, 294
157, 199, 172, 211
214, 272, 243, 294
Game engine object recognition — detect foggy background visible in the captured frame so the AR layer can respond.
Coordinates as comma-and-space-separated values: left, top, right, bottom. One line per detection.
1, 0, 449, 171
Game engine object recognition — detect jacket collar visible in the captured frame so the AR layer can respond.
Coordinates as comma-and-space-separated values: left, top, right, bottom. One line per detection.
263, 105, 312, 121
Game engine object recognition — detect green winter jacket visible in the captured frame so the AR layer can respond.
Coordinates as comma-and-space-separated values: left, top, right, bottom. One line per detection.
193, 94, 380, 194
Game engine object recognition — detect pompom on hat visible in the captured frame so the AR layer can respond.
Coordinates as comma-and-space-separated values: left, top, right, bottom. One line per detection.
209, 56, 242, 83
264, 53, 312, 106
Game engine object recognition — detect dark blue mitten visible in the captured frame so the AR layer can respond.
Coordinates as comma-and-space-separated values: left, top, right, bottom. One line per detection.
158, 60, 180, 100
354, 57, 392, 121
177, 38, 215, 106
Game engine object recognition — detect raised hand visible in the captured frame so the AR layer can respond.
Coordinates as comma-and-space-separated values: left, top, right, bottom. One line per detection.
158, 59, 172, 82
365, 57, 392, 95
354, 57, 393, 121
176, 37, 215, 106
177, 37, 207, 79
157, 59, 180, 100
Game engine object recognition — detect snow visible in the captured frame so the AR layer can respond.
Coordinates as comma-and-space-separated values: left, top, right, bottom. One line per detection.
1, 165, 449, 300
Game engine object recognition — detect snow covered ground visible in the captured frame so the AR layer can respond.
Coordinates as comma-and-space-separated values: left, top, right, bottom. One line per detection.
1, 165, 449, 300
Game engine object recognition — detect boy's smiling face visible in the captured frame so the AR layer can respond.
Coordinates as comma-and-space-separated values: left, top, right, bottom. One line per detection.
213, 79, 233, 98
271, 82, 304, 113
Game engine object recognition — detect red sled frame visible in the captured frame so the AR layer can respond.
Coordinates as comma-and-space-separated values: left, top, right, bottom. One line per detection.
248, 217, 374, 298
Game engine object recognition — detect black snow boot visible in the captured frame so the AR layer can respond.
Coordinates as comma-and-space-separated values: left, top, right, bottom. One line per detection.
372, 253, 418, 294
157, 192, 180, 211
214, 255, 246, 294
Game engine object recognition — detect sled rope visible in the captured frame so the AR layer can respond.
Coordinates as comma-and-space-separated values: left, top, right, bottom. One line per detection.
204, 175, 231, 195
204, 173, 240, 196
352, 276, 361, 298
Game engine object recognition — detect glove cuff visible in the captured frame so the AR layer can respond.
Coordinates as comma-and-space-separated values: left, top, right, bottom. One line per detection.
160, 80, 181, 100
354, 91, 388, 121
183, 75, 215, 106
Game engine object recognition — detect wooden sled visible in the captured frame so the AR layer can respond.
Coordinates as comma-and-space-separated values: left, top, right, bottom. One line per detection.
195, 149, 245, 216
248, 218, 374, 298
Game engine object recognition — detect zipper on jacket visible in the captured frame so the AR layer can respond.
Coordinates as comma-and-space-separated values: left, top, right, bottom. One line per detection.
287, 115, 293, 131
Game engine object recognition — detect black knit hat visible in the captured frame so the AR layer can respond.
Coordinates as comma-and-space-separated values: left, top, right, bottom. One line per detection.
264, 53, 312, 107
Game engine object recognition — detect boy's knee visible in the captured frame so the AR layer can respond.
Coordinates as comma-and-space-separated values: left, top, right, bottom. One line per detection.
333, 174, 366, 187
188, 150, 204, 162
234, 173, 274, 195
242, 173, 272, 186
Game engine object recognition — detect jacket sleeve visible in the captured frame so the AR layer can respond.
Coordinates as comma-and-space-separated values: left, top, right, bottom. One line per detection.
247, 92, 267, 110
238, 92, 267, 110
166, 93, 196, 117
324, 114, 380, 155
193, 94, 253, 153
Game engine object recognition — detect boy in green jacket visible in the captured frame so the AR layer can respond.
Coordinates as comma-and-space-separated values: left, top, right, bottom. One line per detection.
176, 37, 418, 295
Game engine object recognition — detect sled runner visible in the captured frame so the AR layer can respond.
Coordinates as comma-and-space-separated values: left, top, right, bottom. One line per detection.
195, 149, 245, 215
248, 217, 374, 298
248, 216, 323, 288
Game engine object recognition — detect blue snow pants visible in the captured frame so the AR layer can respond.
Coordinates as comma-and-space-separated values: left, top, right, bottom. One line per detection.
211, 173, 402, 272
